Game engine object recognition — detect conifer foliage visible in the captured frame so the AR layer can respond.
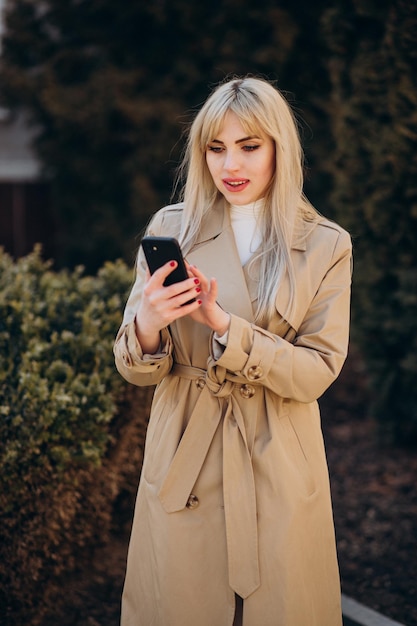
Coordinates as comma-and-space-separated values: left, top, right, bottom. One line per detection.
0, 0, 328, 268
1, 1, 417, 621
1, 1, 416, 457
321, 0, 417, 444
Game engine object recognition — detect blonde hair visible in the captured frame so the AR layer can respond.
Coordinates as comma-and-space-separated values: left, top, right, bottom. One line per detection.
176, 76, 319, 324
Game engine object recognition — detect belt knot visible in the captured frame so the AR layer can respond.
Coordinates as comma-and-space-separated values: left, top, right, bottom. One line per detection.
205, 362, 234, 398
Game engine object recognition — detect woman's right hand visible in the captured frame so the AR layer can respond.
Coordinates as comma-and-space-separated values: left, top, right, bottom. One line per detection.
135, 261, 202, 354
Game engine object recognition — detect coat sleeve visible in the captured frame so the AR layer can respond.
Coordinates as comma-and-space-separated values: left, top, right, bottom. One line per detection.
212, 228, 352, 403
113, 216, 174, 387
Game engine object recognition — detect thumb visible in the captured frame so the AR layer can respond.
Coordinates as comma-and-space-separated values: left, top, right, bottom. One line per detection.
208, 277, 219, 303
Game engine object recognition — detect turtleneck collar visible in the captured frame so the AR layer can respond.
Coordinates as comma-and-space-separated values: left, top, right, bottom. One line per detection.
229, 198, 265, 216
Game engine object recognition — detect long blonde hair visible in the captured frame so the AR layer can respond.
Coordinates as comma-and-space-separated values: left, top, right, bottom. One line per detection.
176, 76, 319, 324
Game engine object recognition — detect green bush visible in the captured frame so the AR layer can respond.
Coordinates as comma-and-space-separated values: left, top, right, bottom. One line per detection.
0, 247, 151, 625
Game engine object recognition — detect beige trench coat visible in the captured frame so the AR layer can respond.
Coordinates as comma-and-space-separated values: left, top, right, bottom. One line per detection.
114, 200, 352, 626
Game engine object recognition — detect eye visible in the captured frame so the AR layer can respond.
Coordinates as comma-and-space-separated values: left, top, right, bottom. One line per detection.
243, 144, 260, 152
207, 145, 223, 153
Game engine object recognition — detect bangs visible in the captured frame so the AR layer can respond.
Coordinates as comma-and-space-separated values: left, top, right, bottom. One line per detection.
197, 93, 271, 150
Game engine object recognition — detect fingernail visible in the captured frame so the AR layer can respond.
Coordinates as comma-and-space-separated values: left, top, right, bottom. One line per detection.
196, 287, 202, 293
170, 261, 176, 267
197, 300, 202, 305
194, 278, 200, 285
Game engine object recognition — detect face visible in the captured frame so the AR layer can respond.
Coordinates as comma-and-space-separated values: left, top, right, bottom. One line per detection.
205, 110, 275, 205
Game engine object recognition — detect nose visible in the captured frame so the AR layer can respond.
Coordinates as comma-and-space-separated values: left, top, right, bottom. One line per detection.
223, 149, 240, 172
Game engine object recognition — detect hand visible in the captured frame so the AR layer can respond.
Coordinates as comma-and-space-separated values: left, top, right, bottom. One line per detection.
135, 261, 202, 353
186, 264, 230, 335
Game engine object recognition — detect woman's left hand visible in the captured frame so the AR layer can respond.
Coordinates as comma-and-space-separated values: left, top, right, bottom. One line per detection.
186, 264, 230, 335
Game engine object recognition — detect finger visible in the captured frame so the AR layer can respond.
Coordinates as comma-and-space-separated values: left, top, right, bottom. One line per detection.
165, 294, 202, 321
185, 260, 195, 279
169, 281, 203, 308
187, 264, 210, 292
149, 260, 178, 287
207, 277, 219, 303
160, 275, 201, 301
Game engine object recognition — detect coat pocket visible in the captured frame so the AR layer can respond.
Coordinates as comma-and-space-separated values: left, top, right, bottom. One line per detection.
278, 413, 316, 498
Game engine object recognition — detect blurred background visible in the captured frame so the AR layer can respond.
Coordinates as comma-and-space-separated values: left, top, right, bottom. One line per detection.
0, 0, 416, 624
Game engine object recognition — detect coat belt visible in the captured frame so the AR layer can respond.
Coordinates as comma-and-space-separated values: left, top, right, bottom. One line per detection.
158, 361, 260, 599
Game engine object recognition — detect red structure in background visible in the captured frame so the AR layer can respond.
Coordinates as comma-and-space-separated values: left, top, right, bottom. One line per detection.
0, 108, 55, 261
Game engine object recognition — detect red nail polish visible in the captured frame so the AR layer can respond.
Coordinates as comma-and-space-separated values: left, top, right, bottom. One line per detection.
170, 261, 176, 267
196, 287, 202, 293
197, 300, 202, 305
194, 278, 200, 285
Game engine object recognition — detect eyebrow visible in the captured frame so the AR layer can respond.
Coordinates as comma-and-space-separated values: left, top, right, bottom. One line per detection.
210, 135, 261, 145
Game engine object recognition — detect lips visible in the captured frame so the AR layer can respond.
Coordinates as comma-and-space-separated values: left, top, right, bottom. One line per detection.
223, 178, 250, 192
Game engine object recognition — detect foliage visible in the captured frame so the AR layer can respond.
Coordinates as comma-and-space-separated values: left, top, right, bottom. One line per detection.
321, 0, 417, 444
0, 246, 144, 624
0, 0, 331, 269
0, 0, 415, 500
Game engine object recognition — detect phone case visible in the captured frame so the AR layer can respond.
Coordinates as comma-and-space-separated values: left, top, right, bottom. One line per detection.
141, 236, 189, 287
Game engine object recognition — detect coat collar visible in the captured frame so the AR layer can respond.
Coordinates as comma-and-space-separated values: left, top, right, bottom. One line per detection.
193, 198, 229, 245
187, 200, 310, 327
195, 199, 308, 251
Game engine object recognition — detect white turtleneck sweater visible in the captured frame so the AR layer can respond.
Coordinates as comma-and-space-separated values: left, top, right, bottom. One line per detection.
229, 200, 263, 265
213, 199, 264, 352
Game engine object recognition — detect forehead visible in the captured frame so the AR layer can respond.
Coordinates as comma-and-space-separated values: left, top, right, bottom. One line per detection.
215, 111, 254, 136
210, 110, 265, 141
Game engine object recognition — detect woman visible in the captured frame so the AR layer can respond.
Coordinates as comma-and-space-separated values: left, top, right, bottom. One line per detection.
114, 76, 352, 626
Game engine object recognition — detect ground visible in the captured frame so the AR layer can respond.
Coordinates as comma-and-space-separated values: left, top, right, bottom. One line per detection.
321, 354, 417, 626
44, 352, 417, 626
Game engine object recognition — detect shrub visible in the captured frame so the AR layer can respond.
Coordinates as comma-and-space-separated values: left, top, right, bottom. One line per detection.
0, 246, 151, 625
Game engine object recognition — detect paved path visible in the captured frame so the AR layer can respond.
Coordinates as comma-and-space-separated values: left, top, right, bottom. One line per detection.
342, 594, 407, 626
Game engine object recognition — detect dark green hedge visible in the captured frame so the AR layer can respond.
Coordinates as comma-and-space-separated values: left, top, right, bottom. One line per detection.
1, 0, 416, 516
0, 247, 152, 625
321, 0, 417, 444
0, 0, 330, 270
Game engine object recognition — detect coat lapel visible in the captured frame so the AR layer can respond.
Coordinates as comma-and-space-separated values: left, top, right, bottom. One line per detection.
243, 215, 310, 332
183, 201, 313, 331
187, 202, 255, 322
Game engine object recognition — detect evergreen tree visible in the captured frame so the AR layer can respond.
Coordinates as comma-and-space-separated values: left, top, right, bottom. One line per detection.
0, 0, 330, 269
322, 0, 417, 443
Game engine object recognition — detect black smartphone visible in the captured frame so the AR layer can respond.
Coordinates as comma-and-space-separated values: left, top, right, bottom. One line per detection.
141, 236, 195, 303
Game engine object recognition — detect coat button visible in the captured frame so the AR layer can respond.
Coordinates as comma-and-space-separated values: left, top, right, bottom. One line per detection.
196, 377, 206, 390
247, 365, 263, 380
240, 384, 255, 399
186, 494, 199, 509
